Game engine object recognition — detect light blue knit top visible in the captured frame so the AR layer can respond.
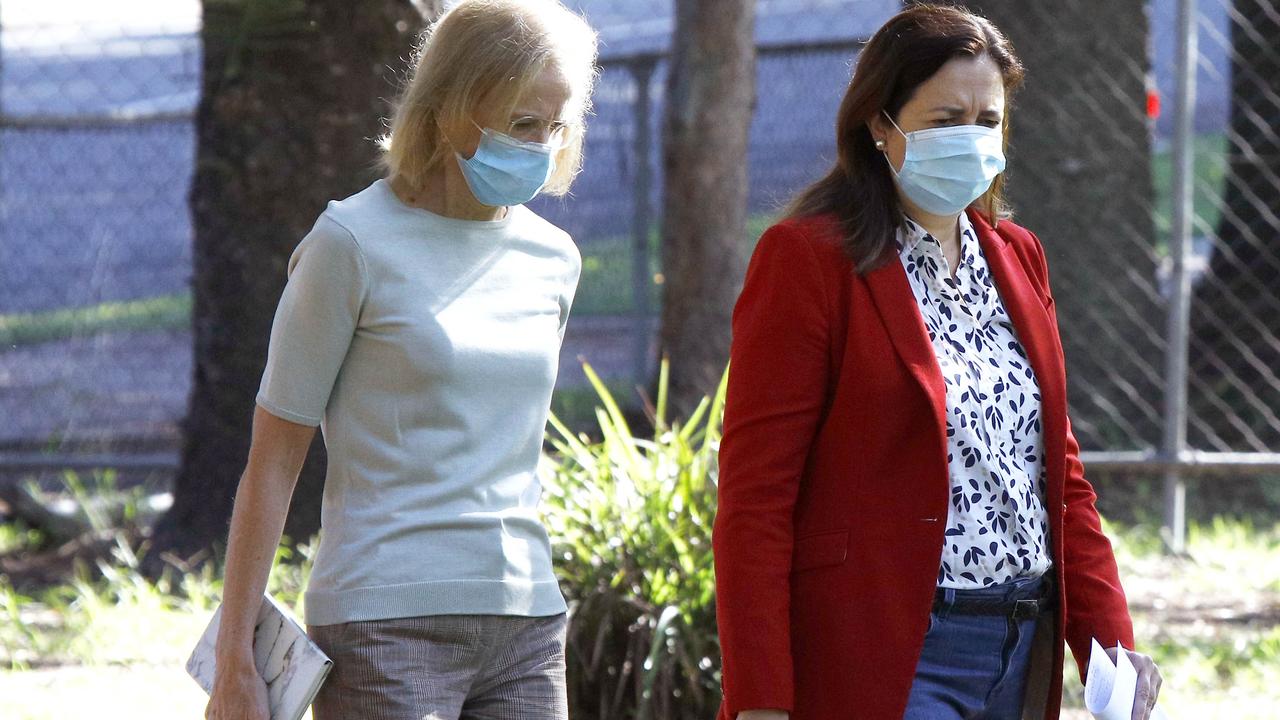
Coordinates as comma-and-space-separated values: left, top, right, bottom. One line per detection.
256, 179, 577, 625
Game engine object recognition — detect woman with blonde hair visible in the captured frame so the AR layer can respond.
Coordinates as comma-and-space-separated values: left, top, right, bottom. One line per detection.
205, 2, 597, 718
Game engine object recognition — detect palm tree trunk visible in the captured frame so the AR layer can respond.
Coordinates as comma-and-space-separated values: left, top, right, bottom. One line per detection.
659, 0, 756, 417
147, 0, 426, 570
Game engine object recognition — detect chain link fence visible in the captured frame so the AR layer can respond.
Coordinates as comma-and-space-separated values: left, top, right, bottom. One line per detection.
0, 1, 198, 481
1182, 0, 1280, 456
1, 0, 1277, 537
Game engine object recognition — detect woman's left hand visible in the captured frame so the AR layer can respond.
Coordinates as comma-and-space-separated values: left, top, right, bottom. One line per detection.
1105, 647, 1163, 720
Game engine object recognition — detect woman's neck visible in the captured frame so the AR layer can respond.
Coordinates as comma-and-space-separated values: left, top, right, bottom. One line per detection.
390, 167, 506, 222
898, 195, 957, 243
902, 205, 963, 278
906, 211, 961, 250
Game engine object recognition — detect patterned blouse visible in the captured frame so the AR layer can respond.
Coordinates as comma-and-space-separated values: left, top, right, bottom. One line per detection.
896, 213, 1052, 589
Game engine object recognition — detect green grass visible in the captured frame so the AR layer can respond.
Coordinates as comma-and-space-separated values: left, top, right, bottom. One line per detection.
0, 132, 1228, 343
1059, 518, 1280, 716
1151, 132, 1229, 250
1, 468, 1278, 718
2, 515, 1276, 718
0, 539, 310, 720
0, 523, 42, 556
0, 293, 192, 347
573, 215, 777, 317
0, 471, 310, 673
0, 665, 212, 720
0, 539, 308, 671
0, 217, 777, 346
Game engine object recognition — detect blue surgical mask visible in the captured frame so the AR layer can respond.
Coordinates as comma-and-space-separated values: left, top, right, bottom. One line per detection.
882, 112, 1005, 216
455, 123, 556, 207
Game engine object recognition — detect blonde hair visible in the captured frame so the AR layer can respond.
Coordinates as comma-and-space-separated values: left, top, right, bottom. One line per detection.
380, 0, 599, 196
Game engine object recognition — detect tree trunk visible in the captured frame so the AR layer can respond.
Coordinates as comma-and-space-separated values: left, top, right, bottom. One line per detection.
961, 1, 1161, 451
147, 0, 426, 571
1189, 0, 1280, 452
659, 0, 756, 417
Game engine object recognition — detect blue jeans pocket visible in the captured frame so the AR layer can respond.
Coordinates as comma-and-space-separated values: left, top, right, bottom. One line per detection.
924, 611, 939, 637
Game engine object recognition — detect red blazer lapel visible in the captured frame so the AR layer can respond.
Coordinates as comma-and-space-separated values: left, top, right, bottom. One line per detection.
861, 213, 1070, 525
863, 248, 949, 445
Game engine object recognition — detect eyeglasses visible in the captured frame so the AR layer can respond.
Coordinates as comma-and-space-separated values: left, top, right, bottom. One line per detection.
505, 115, 575, 148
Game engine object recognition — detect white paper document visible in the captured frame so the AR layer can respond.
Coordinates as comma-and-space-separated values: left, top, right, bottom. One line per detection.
187, 594, 332, 720
1085, 638, 1169, 720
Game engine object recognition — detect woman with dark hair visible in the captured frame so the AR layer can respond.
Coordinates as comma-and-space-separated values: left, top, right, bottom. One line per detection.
713, 4, 1162, 720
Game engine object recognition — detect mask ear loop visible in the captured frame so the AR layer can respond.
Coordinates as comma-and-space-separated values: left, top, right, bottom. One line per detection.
881, 110, 908, 141
469, 118, 494, 139
879, 112, 922, 233
878, 110, 907, 177
437, 116, 466, 157
441, 117, 504, 153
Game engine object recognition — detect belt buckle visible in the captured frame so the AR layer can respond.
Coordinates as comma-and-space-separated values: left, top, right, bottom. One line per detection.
1013, 599, 1039, 620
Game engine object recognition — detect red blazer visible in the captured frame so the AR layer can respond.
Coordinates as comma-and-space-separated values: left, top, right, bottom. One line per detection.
713, 209, 1134, 720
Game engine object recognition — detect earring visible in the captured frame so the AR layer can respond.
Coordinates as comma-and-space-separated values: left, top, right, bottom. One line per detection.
874, 139, 886, 150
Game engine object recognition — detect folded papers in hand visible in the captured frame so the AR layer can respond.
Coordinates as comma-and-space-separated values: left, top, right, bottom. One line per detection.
187, 594, 332, 720
1085, 638, 1168, 720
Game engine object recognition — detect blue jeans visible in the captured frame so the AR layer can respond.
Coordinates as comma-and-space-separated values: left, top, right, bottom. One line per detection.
904, 576, 1045, 719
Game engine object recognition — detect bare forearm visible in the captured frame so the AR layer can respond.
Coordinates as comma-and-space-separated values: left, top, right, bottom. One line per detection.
213, 406, 314, 670
214, 468, 296, 667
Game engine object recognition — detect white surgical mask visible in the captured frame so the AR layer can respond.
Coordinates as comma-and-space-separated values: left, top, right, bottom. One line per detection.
882, 111, 1005, 216
455, 123, 556, 207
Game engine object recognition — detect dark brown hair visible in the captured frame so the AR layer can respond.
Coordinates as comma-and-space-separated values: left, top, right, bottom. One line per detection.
783, 3, 1025, 272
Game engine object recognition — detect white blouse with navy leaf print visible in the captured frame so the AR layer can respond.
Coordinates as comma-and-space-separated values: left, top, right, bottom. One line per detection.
897, 213, 1052, 589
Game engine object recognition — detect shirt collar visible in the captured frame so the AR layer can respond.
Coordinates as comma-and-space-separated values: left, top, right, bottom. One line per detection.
896, 211, 978, 263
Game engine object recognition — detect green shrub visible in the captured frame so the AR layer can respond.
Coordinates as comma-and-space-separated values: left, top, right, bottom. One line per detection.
541, 359, 726, 720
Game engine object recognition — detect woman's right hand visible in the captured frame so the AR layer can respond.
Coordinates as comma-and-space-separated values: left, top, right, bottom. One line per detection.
205, 660, 270, 720
738, 711, 789, 720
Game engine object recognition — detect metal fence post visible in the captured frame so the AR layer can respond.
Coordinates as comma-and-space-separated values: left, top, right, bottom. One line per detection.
0, 0, 4, 113
0, 0, 6, 230
1163, 0, 1198, 554
630, 58, 657, 385
0, 0, 4, 111
1, 1, 5, 159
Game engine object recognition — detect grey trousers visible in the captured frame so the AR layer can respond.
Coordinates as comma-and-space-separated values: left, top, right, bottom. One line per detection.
307, 613, 568, 720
